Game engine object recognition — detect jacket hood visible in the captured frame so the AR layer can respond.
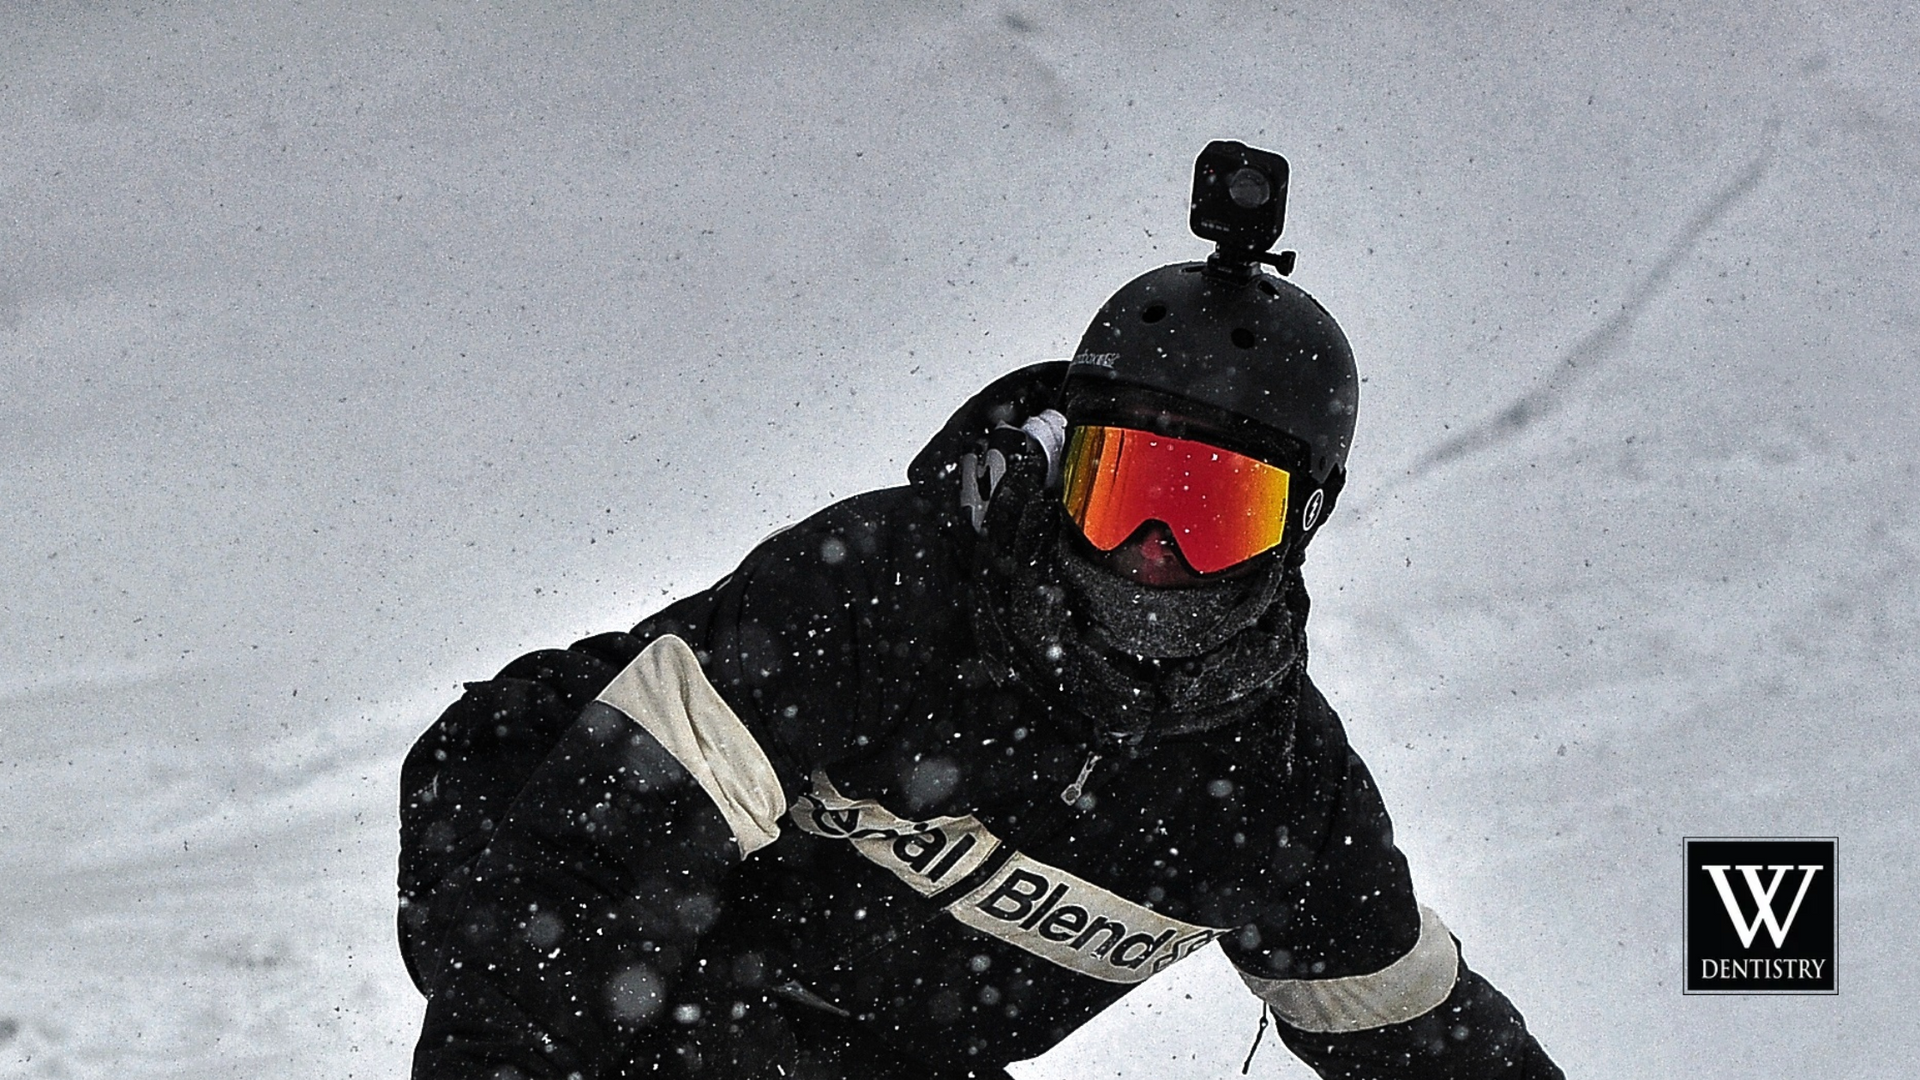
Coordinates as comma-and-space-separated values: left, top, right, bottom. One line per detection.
905, 361, 1069, 512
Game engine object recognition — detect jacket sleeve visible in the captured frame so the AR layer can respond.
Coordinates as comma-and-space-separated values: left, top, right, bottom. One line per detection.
410, 691, 746, 1079
1222, 711, 1563, 1080
1267, 963, 1565, 1080
406, 503, 908, 1079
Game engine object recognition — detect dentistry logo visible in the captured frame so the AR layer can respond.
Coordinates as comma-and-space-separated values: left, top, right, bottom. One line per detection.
1684, 837, 1836, 994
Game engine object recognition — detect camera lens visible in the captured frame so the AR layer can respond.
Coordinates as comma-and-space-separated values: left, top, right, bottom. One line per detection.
1227, 167, 1271, 208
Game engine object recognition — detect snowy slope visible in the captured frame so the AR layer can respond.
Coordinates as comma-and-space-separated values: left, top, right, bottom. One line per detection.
4, 3, 1916, 1077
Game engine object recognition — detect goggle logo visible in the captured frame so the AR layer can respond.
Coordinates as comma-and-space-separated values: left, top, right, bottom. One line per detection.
1301, 488, 1324, 532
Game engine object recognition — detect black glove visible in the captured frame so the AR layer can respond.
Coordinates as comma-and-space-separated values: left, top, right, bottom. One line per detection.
962, 409, 1064, 536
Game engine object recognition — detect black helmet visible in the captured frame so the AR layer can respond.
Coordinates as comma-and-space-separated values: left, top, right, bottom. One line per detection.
1066, 262, 1358, 489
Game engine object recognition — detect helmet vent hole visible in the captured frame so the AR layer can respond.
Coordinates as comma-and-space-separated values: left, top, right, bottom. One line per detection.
1141, 303, 1168, 323
1231, 327, 1257, 349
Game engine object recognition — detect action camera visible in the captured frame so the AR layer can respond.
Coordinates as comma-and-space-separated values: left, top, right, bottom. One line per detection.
1190, 141, 1294, 277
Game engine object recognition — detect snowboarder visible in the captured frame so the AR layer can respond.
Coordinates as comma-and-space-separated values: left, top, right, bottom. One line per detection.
398, 142, 1564, 1079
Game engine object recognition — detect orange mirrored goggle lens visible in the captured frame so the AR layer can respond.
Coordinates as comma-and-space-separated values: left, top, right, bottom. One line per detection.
1060, 425, 1291, 574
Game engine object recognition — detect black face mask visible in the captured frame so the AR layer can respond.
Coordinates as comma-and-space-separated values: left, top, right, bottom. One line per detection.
1053, 532, 1286, 659
967, 440, 1308, 744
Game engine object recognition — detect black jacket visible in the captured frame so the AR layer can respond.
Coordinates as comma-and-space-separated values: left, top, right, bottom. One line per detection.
399, 365, 1563, 1079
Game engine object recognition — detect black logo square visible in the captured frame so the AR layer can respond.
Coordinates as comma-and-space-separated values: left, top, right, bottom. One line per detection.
1684, 837, 1836, 994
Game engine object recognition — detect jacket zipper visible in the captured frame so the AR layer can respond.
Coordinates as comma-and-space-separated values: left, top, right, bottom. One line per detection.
1060, 751, 1103, 805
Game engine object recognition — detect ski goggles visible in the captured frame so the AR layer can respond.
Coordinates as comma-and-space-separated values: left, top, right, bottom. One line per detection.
1059, 424, 1294, 574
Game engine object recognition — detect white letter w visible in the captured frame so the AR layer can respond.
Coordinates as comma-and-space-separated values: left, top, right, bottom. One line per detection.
1701, 864, 1823, 948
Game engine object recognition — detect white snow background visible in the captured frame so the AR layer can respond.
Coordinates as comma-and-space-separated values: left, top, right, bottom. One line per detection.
4, 2, 1916, 1076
